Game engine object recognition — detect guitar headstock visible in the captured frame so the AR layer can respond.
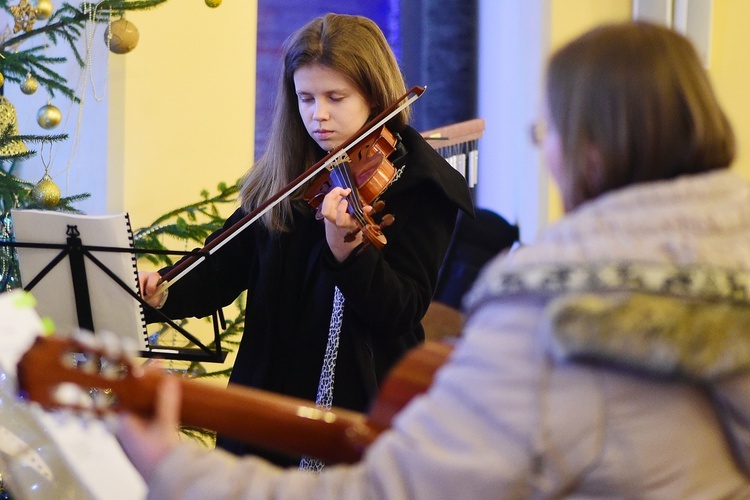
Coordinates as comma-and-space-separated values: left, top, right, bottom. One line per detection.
17, 334, 159, 418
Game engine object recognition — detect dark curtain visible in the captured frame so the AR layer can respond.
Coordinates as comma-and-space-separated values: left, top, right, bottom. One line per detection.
400, 0, 478, 132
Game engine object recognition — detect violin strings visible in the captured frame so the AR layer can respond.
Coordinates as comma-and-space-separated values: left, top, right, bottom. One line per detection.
330, 160, 369, 228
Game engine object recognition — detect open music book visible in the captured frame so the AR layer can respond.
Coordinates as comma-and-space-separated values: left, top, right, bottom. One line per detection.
11, 209, 148, 351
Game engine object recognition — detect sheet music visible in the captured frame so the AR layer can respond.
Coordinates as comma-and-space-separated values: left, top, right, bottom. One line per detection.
11, 209, 148, 350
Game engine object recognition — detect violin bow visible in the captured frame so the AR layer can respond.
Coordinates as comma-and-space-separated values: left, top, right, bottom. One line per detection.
153, 86, 426, 296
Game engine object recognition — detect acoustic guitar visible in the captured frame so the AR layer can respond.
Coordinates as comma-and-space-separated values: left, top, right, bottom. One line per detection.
16, 335, 452, 464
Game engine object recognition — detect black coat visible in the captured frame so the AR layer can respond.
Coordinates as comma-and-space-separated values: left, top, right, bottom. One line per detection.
151, 125, 474, 462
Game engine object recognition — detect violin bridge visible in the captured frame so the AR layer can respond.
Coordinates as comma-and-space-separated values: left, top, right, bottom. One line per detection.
330, 151, 351, 169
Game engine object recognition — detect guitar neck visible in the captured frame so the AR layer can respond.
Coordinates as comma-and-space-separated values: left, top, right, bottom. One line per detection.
17, 336, 452, 465
175, 376, 375, 463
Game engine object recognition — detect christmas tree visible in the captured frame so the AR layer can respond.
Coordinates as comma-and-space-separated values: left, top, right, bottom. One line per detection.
0, 1, 168, 290
0, 0, 239, 379
0, 2, 236, 473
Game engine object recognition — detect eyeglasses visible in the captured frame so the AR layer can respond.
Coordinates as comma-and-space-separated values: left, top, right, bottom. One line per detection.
529, 120, 547, 146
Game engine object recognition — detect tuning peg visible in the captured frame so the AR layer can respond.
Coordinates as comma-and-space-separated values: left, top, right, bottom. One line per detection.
379, 214, 394, 229
53, 382, 90, 408
73, 329, 98, 351
101, 361, 126, 381
90, 387, 115, 411
371, 200, 386, 214
97, 330, 127, 361
79, 357, 101, 374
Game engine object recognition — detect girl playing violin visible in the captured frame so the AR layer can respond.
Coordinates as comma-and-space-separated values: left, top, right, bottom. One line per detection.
121, 21, 750, 499
139, 12, 473, 467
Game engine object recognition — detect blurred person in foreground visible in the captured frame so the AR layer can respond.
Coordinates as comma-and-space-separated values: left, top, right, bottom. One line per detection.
117, 21, 750, 498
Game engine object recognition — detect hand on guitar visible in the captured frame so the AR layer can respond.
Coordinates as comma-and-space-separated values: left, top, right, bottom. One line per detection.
115, 375, 182, 483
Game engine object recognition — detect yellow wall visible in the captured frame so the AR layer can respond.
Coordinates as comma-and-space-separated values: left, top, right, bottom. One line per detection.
711, 0, 750, 180
110, 1, 257, 237
546, 0, 750, 221
108, 2, 257, 376
549, 0, 632, 48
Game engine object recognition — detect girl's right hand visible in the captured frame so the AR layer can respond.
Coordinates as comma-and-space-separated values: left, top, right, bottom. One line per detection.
139, 271, 167, 308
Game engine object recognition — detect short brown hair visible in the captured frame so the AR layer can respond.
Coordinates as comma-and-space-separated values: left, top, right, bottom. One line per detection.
546, 21, 735, 210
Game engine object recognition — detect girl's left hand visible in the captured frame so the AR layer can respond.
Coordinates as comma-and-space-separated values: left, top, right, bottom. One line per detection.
320, 187, 365, 262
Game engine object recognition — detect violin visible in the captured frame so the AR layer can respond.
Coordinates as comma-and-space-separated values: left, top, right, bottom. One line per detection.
302, 125, 398, 249
154, 86, 426, 294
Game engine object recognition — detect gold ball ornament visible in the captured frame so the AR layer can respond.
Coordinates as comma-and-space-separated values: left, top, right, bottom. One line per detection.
37, 103, 62, 129
205, 0, 222, 7
0, 96, 28, 155
20, 74, 38, 94
32, 0, 53, 20
31, 175, 61, 208
0, 73, 4, 87
105, 19, 139, 54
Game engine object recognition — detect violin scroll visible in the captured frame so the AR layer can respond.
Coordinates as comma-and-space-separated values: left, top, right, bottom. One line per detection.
343, 201, 394, 248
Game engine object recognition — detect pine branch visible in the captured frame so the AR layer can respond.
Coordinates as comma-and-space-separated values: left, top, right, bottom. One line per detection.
13, 133, 68, 145
0, 127, 69, 173
1, 0, 168, 48
140, 182, 239, 229
133, 182, 240, 266
0, 0, 168, 99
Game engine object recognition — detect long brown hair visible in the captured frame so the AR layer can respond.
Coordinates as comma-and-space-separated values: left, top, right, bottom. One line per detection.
239, 13, 408, 232
546, 21, 735, 211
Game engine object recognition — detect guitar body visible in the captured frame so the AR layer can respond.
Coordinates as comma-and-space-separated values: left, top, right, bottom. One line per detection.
17, 336, 452, 464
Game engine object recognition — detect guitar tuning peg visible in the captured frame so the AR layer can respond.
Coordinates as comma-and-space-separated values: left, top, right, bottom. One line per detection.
72, 329, 98, 351
101, 361, 125, 381
98, 330, 123, 360
90, 387, 115, 410
60, 351, 77, 370
79, 357, 100, 375
53, 382, 91, 409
